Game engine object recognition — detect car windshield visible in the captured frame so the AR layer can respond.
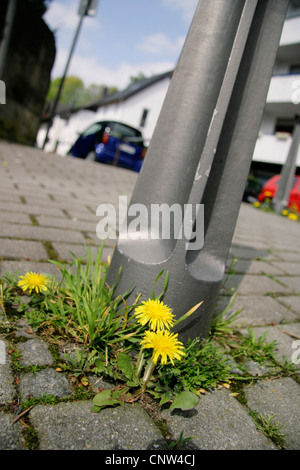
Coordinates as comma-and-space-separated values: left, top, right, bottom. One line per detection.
110, 123, 143, 144
81, 123, 103, 137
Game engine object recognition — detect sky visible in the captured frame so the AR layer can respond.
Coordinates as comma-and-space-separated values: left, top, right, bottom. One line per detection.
43, 0, 199, 90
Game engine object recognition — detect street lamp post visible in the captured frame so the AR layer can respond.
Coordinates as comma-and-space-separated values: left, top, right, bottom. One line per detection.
41, 0, 99, 150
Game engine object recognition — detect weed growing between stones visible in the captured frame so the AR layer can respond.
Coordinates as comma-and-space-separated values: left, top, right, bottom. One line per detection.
0, 243, 296, 422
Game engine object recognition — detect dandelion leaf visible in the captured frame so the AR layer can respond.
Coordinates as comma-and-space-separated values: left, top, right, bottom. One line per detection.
170, 391, 199, 411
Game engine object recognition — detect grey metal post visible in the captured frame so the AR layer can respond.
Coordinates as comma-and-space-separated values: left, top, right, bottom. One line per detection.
273, 115, 300, 214
106, 0, 289, 342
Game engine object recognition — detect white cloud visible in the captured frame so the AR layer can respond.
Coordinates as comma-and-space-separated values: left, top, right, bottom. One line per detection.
44, 1, 100, 32
138, 33, 185, 57
162, 0, 198, 25
51, 48, 174, 89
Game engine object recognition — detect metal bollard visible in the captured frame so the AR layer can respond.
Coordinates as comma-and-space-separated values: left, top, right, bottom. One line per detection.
106, 0, 289, 342
273, 115, 300, 214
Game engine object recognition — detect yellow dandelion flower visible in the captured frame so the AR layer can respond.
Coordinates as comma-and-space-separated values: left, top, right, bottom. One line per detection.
288, 213, 298, 221
281, 209, 288, 216
18, 272, 49, 294
140, 329, 185, 365
134, 299, 175, 331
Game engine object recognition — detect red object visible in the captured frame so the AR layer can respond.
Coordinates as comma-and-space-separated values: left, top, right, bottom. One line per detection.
102, 133, 110, 144
258, 175, 300, 211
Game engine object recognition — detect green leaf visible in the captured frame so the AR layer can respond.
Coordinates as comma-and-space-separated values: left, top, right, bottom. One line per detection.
94, 359, 106, 372
159, 395, 172, 406
117, 353, 134, 381
126, 380, 140, 387
91, 405, 102, 413
93, 389, 120, 408
170, 391, 199, 411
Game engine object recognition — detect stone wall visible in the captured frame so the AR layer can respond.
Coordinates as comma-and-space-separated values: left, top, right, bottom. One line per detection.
0, 1, 55, 145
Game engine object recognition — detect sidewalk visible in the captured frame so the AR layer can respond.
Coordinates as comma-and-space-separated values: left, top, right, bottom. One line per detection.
0, 140, 299, 451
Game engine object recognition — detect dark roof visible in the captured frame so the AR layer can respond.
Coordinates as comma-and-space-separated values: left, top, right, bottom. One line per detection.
84, 70, 173, 111
45, 70, 173, 120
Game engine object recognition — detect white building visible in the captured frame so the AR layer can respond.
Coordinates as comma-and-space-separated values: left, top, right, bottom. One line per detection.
36, 71, 173, 155
37, 2, 300, 181
251, 1, 300, 181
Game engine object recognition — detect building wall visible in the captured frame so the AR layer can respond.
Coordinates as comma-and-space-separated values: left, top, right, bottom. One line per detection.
252, 13, 300, 172
37, 11, 299, 176
38, 109, 97, 155
40, 76, 171, 155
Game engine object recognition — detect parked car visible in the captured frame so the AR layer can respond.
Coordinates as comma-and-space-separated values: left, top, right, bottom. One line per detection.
69, 120, 147, 172
243, 176, 262, 202
258, 174, 300, 210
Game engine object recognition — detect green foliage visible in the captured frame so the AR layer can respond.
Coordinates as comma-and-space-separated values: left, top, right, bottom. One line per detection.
169, 391, 199, 410
231, 328, 277, 364
29, 245, 143, 350
46, 76, 118, 107
46, 76, 85, 106
249, 412, 286, 448
58, 348, 99, 377
0, 242, 296, 444
153, 338, 234, 400
129, 72, 147, 84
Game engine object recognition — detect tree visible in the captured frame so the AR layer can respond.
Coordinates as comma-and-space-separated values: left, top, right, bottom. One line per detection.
46, 76, 84, 107
27, 0, 52, 16
46, 76, 118, 107
129, 72, 147, 84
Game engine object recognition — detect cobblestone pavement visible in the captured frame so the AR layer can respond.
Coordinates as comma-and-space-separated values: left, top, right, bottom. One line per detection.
0, 141, 299, 451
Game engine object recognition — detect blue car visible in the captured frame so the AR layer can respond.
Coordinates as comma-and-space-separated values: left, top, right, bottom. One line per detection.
70, 120, 146, 172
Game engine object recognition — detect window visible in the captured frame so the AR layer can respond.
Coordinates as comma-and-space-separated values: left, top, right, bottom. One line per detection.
290, 64, 300, 74
109, 122, 144, 146
140, 108, 149, 128
274, 118, 295, 135
81, 122, 103, 137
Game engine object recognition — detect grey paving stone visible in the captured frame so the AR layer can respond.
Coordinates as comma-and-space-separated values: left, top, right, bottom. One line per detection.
0, 260, 61, 278
0, 191, 23, 202
229, 246, 272, 260
0, 413, 25, 450
0, 201, 66, 218
271, 262, 300, 276
276, 296, 300, 316
239, 325, 300, 367
0, 239, 48, 260
245, 378, 300, 450
244, 360, 273, 376
215, 295, 299, 327
0, 335, 17, 404
222, 274, 291, 295
52, 242, 114, 263
273, 252, 300, 262
162, 388, 276, 450
0, 223, 86, 244
14, 318, 37, 339
0, 211, 32, 224
36, 215, 97, 232
227, 259, 286, 275
19, 369, 73, 400
63, 208, 102, 223
18, 339, 54, 367
29, 401, 167, 450
274, 276, 300, 293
